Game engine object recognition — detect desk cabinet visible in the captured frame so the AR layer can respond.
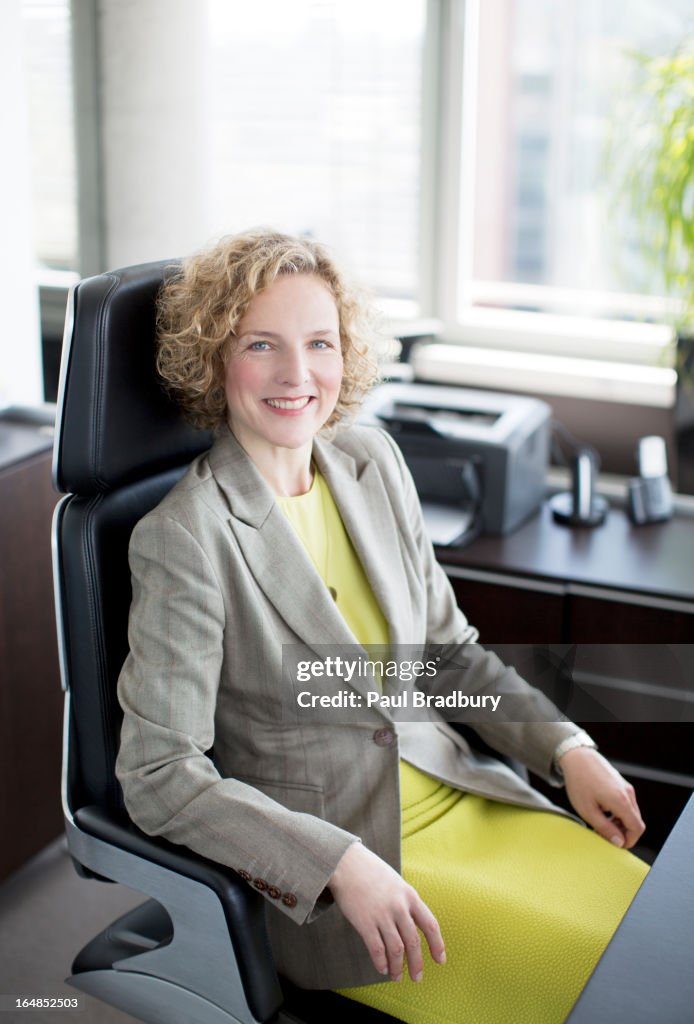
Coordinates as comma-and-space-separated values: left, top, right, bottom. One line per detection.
445, 571, 567, 643
568, 588, 694, 643
444, 565, 694, 647
0, 418, 62, 881
437, 504, 694, 851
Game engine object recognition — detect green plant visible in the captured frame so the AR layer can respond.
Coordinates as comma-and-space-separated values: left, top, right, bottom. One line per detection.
608, 47, 694, 330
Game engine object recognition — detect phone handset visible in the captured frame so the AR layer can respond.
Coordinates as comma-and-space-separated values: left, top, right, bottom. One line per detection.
549, 448, 609, 527
627, 436, 673, 524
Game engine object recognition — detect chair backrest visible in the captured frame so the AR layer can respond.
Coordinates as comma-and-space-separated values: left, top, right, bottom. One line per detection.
53, 261, 213, 813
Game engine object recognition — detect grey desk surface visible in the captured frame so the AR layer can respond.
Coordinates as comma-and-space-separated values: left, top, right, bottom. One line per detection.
567, 793, 694, 1023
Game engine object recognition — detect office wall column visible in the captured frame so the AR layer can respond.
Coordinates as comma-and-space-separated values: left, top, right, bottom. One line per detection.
0, 0, 43, 406
97, 0, 211, 267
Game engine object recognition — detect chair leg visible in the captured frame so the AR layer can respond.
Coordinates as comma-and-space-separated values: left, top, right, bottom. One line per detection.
68, 969, 259, 1024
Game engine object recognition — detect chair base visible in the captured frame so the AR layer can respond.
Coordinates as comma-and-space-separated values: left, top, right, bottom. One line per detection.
68, 969, 260, 1024
64, 815, 273, 1023
67, 899, 265, 1024
66, 893, 403, 1024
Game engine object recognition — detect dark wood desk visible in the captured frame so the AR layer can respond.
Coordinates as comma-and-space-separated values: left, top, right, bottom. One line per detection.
436, 500, 694, 850
0, 414, 63, 880
438, 499, 694, 643
567, 793, 694, 1024
453, 498, 694, 602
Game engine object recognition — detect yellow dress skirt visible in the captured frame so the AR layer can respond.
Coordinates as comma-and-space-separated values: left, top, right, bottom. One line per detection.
277, 471, 649, 1024
337, 761, 648, 1024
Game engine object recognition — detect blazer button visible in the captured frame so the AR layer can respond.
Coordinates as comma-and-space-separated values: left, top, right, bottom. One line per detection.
253, 878, 268, 892
237, 869, 252, 882
281, 892, 298, 908
373, 727, 395, 747
267, 885, 281, 899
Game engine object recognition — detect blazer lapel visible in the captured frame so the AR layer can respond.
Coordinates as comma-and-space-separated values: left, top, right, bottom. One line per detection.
312, 435, 414, 648
207, 430, 364, 651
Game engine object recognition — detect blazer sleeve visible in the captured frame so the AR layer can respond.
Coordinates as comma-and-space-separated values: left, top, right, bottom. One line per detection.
115, 511, 359, 926
377, 428, 581, 784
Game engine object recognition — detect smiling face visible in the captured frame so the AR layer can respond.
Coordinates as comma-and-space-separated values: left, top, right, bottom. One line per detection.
224, 273, 343, 465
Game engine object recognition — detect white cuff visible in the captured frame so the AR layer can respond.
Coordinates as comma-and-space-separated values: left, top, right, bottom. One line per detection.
552, 730, 597, 776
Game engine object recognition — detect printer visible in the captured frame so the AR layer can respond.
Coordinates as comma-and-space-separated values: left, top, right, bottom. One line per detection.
359, 382, 551, 544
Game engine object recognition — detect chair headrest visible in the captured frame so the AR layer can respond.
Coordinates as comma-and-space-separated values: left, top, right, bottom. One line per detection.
53, 260, 213, 495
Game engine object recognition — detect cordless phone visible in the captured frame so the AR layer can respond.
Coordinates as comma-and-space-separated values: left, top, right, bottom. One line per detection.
627, 436, 673, 524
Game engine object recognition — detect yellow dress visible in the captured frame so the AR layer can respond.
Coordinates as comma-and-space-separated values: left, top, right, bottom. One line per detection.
277, 471, 648, 1024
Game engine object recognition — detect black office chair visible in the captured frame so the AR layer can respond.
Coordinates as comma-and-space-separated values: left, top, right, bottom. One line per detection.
51, 261, 403, 1024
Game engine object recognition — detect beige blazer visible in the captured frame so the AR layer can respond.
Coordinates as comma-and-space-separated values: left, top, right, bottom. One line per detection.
116, 425, 579, 989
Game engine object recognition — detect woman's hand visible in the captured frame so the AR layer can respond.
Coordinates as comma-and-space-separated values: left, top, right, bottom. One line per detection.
560, 747, 645, 849
327, 843, 446, 982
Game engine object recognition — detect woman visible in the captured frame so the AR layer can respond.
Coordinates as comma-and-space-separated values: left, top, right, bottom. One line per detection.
116, 229, 648, 1024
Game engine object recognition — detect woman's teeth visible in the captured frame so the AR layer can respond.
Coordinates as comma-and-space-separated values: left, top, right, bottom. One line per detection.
266, 397, 311, 410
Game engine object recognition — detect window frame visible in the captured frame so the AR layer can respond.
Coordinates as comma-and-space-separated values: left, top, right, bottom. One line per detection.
412, 0, 678, 407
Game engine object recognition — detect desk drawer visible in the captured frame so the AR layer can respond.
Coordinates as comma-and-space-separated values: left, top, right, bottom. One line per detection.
568, 586, 694, 642
444, 567, 565, 643
588, 723, 694, 776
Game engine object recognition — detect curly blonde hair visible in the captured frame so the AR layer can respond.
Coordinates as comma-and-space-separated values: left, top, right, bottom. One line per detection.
156, 229, 381, 432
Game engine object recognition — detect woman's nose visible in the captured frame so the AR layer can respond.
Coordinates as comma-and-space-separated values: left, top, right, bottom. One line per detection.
276, 346, 310, 386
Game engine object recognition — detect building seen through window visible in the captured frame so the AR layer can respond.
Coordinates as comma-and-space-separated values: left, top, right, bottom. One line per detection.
470, 0, 694, 319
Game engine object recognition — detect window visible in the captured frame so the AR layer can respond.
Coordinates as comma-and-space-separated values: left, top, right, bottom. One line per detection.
447, 0, 693, 357
18, 0, 694, 406
207, 0, 426, 310
21, 0, 77, 272
469, 0, 693, 303
403, 0, 694, 400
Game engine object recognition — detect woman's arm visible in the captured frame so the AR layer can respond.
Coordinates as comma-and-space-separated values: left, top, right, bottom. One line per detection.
376, 428, 646, 843
116, 510, 359, 925
377, 428, 578, 776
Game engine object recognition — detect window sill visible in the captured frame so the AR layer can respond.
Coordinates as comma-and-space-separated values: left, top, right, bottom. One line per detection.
411, 342, 677, 408
448, 306, 675, 365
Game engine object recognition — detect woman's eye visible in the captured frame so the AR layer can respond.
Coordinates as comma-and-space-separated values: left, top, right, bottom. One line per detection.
249, 340, 270, 351
310, 339, 330, 349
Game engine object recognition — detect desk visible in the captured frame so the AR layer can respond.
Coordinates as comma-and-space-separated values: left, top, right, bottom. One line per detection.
567, 793, 694, 1023
437, 499, 694, 642
0, 413, 62, 880
436, 500, 694, 849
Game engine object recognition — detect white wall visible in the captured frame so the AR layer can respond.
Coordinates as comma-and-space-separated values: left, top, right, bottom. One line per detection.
98, 0, 213, 268
0, 1, 44, 406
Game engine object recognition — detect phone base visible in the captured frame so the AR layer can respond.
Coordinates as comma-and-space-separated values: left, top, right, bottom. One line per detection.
549, 491, 609, 527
